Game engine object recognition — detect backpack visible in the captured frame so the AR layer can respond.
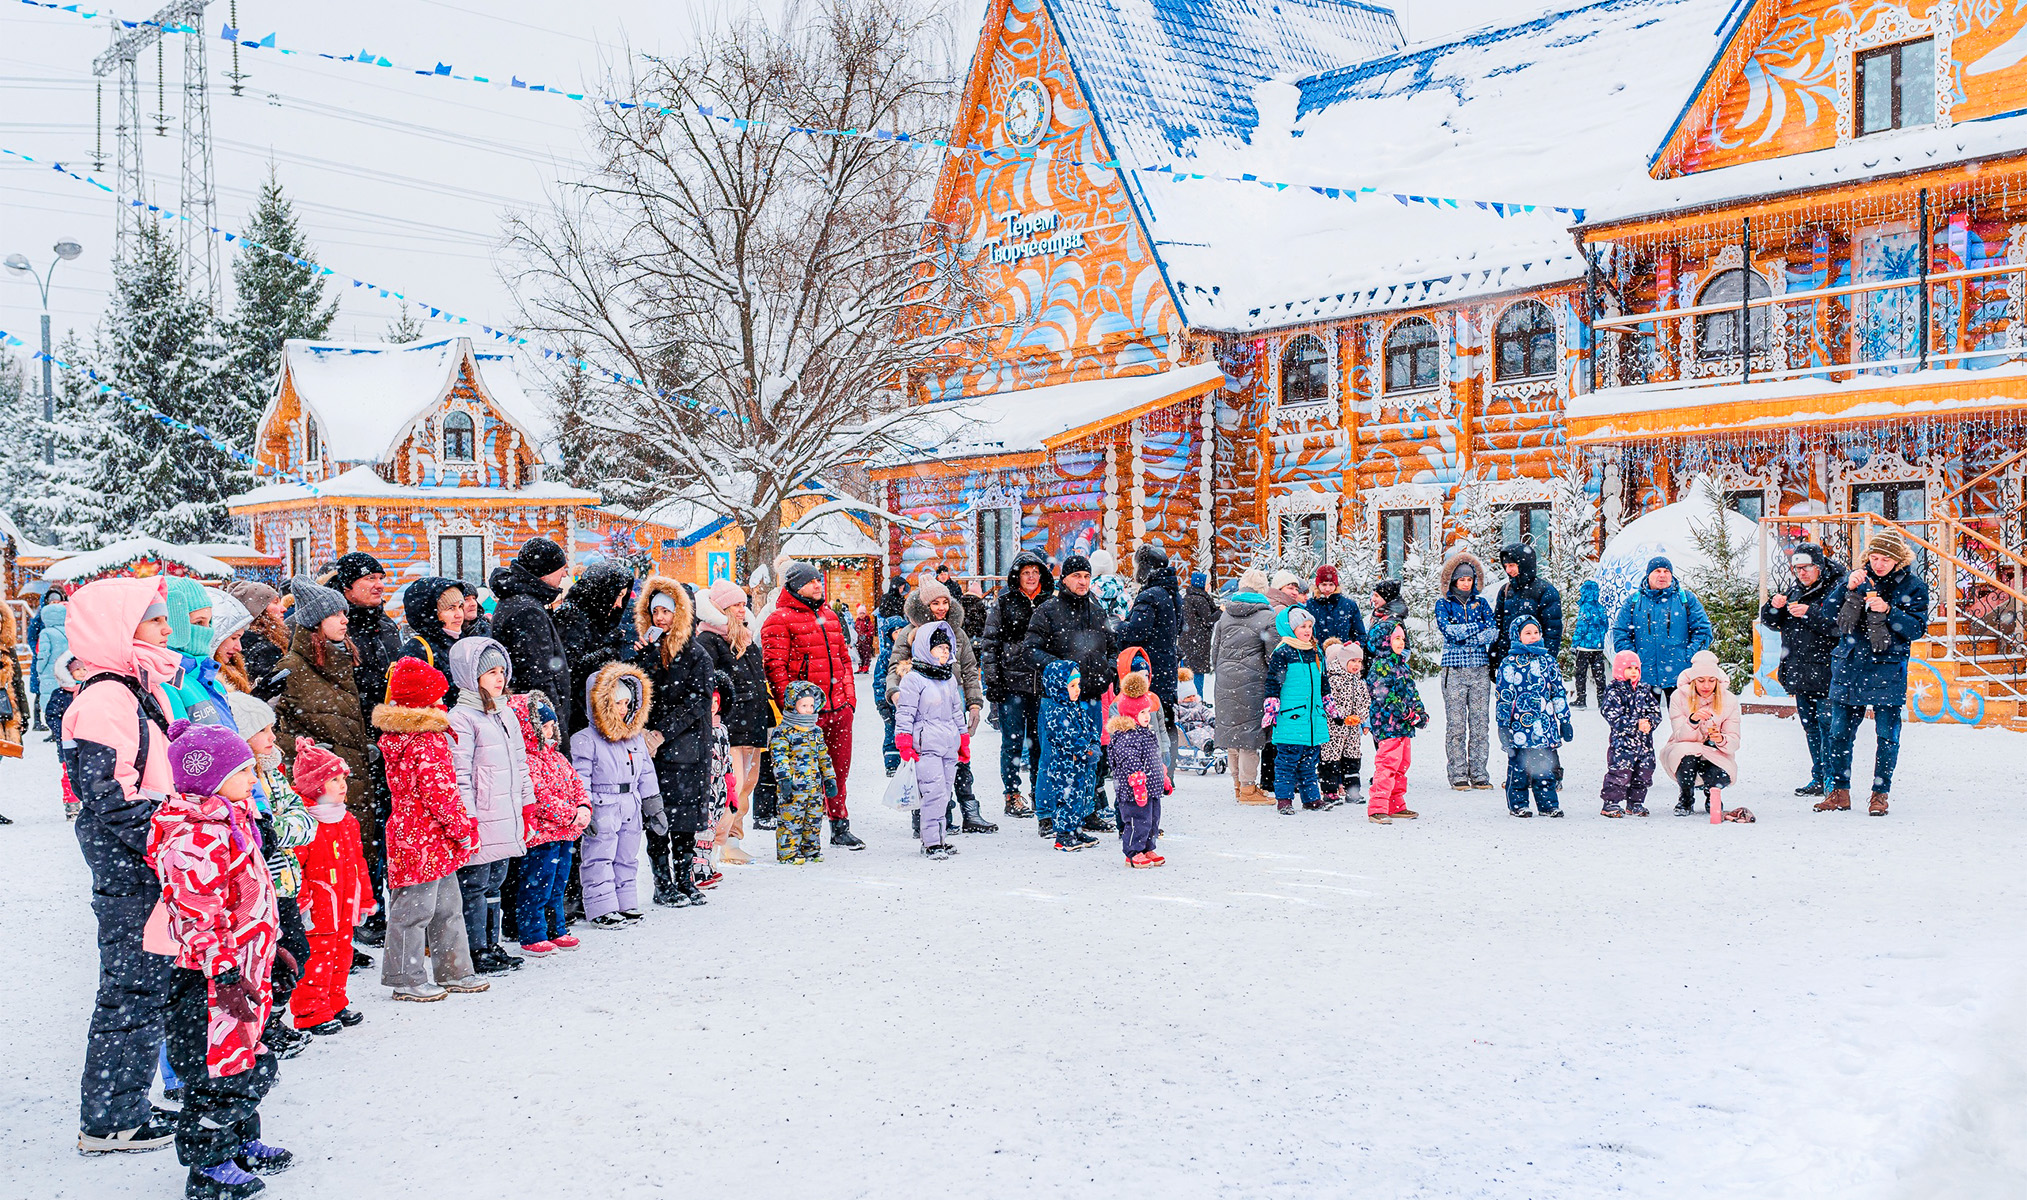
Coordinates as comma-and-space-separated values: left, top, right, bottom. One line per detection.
62, 671, 172, 786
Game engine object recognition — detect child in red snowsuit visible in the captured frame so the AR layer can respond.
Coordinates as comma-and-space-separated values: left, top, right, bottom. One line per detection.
147, 719, 293, 1197
289, 739, 375, 1034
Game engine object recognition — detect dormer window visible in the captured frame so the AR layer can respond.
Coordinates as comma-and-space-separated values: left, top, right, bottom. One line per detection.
304, 415, 319, 462
443, 410, 475, 462
1858, 40, 1934, 136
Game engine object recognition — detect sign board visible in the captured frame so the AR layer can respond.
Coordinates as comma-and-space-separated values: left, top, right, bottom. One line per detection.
707, 551, 732, 585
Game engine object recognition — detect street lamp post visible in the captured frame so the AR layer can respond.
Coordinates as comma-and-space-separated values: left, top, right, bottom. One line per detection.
4, 239, 85, 466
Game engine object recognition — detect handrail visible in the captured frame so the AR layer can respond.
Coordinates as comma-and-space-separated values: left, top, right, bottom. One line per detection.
1945, 446, 2027, 505
1593, 258, 2027, 332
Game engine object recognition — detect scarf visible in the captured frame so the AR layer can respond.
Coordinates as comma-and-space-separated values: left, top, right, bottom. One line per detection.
309, 799, 347, 824
914, 657, 953, 681
781, 710, 819, 731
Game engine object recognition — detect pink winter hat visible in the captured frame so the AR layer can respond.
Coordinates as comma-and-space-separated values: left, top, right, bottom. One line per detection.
1612, 649, 1643, 680
166, 719, 255, 796
707, 581, 748, 614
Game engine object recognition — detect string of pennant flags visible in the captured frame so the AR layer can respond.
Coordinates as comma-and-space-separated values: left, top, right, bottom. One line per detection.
0, 143, 732, 420
0, 326, 326, 495
11, 0, 1584, 221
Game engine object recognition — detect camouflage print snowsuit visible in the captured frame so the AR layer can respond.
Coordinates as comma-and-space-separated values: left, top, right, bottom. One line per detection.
1598, 677, 1663, 813
768, 680, 836, 862
1038, 659, 1100, 835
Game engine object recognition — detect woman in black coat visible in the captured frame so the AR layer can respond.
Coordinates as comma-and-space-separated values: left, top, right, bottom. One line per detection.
554, 560, 637, 735
636, 575, 715, 906
396, 575, 471, 706
696, 581, 770, 864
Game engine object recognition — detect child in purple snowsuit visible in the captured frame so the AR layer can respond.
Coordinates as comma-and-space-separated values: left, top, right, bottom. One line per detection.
571, 662, 659, 925
1107, 662, 1169, 866
893, 623, 968, 859
1599, 649, 1662, 817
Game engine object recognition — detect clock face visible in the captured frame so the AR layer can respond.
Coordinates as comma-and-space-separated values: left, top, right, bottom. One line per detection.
1003, 77, 1050, 148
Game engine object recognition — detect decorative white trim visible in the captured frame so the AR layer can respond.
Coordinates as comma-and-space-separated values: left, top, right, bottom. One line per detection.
1129, 417, 1148, 545
1482, 477, 1558, 506
1600, 451, 1625, 538
1827, 450, 1946, 521
1834, 2, 1953, 146
1274, 331, 1336, 422
1102, 441, 1120, 557
1707, 460, 1779, 519
1681, 246, 1788, 377
1361, 482, 1446, 547
1196, 392, 1215, 570
2008, 223, 2026, 352
1270, 489, 1338, 558
1378, 314, 1445, 405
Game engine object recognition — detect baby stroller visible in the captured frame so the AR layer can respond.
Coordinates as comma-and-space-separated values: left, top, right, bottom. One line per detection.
1175, 717, 1227, 776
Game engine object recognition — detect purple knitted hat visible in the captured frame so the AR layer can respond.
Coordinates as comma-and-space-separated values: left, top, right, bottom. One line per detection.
166, 719, 256, 796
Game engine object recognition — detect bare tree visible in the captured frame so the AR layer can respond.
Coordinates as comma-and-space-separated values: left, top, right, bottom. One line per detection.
507, 0, 989, 565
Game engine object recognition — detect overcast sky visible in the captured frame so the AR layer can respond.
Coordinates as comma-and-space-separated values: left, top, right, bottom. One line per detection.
0, 0, 1549, 365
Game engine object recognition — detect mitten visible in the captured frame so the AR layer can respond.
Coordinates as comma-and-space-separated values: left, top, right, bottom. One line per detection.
273, 946, 299, 979
1324, 696, 1341, 720
894, 732, 917, 762
1261, 698, 1281, 728
1130, 772, 1149, 806
1560, 718, 1575, 744
823, 779, 838, 798
212, 967, 260, 1021
958, 733, 972, 763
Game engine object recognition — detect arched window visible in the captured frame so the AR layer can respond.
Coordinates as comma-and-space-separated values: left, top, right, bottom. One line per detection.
1280, 334, 1329, 406
303, 415, 319, 462
1384, 317, 1441, 393
443, 410, 475, 461
1495, 301, 1557, 380
1695, 269, 1771, 359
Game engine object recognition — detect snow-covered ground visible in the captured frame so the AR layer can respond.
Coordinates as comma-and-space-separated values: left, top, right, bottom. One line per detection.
3, 675, 2023, 1198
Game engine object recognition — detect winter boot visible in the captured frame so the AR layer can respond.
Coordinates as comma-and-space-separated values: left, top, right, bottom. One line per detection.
1795, 780, 1826, 796
1627, 799, 1649, 817
1868, 791, 1890, 816
1082, 809, 1117, 833
1814, 788, 1851, 812
675, 855, 708, 906
830, 819, 866, 850
911, 810, 921, 838
261, 1016, 307, 1060
1036, 816, 1054, 838
650, 851, 682, 907
959, 797, 999, 834
234, 1140, 294, 1176
1276, 798, 1294, 814
354, 913, 386, 948
1674, 786, 1697, 815
1004, 791, 1033, 818
1600, 798, 1624, 817
185, 1159, 264, 1200
78, 1112, 176, 1154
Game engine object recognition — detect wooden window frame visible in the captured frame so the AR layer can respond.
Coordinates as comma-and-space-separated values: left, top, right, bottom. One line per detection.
442, 410, 477, 463
1857, 39, 1934, 137
1383, 317, 1442, 394
1280, 334, 1330, 407
1494, 301, 1557, 381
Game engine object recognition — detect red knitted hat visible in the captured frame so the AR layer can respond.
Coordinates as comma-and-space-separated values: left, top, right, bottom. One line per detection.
291, 737, 350, 799
387, 655, 449, 709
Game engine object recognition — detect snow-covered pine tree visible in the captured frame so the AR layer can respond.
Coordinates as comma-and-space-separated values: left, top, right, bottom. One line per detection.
1687, 484, 1757, 679
13, 331, 104, 547
220, 173, 338, 447
1547, 451, 1602, 670
1448, 469, 1506, 573
0, 347, 33, 525
384, 301, 426, 344
1328, 505, 1381, 604
82, 224, 244, 544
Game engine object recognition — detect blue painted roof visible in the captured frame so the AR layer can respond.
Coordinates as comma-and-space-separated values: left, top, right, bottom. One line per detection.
1045, 0, 1404, 160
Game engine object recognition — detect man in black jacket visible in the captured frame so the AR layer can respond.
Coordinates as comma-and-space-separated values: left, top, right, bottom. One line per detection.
330, 551, 403, 940
1115, 544, 1184, 771
980, 550, 1052, 817
1179, 570, 1220, 679
490, 537, 574, 731
1022, 553, 1116, 831
1491, 542, 1564, 669
1762, 543, 1842, 796
552, 560, 636, 735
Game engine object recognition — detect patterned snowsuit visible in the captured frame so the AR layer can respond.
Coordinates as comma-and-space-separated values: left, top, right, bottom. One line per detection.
1494, 615, 1573, 815
1038, 659, 1100, 836
1321, 661, 1369, 800
1106, 693, 1167, 859
1364, 619, 1428, 817
768, 680, 837, 862
1598, 678, 1662, 814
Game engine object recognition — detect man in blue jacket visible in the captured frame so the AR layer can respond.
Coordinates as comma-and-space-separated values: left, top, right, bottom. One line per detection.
1611, 556, 1712, 701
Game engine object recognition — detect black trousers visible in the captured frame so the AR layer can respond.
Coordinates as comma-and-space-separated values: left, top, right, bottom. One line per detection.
1571, 650, 1606, 705
752, 748, 779, 823
268, 897, 310, 1015
1319, 756, 1361, 794
164, 967, 276, 1168
80, 891, 173, 1137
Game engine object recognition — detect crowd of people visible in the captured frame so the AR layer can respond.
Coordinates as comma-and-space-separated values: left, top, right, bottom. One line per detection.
33, 520, 1928, 1199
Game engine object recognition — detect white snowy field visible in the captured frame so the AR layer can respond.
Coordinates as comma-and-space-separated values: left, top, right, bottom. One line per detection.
3, 674, 2024, 1199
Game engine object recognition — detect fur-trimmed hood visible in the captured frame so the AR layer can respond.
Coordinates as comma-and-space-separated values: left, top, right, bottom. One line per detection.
1440, 550, 1487, 596
371, 701, 452, 734
632, 574, 693, 653
584, 661, 653, 741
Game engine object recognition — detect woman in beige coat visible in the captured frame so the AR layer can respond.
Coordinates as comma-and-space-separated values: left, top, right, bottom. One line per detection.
1659, 650, 1740, 815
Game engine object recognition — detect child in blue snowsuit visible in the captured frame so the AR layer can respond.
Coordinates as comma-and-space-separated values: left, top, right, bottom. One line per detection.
1038, 659, 1100, 853
1569, 579, 1609, 708
1495, 613, 1573, 817
893, 623, 969, 859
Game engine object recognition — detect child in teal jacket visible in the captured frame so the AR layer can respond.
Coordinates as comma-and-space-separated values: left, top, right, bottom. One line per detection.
1262, 606, 1329, 814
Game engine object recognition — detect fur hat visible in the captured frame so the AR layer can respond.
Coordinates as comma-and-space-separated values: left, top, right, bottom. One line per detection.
1611, 649, 1643, 680
166, 719, 254, 796
226, 692, 275, 737
386, 656, 450, 709
515, 537, 568, 578
286, 575, 349, 630
290, 737, 351, 799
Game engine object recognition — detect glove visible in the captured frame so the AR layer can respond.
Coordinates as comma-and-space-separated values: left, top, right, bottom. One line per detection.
273, 946, 299, 980
824, 779, 838, 798
1129, 772, 1149, 806
894, 732, 918, 762
958, 734, 971, 763
1261, 698, 1280, 729
1323, 697, 1341, 720
1413, 710, 1429, 729
212, 967, 261, 1022
1560, 718, 1575, 744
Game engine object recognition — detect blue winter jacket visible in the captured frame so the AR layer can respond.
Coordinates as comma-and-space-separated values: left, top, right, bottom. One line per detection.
1569, 580, 1609, 652
871, 613, 909, 712
33, 603, 69, 705
1495, 616, 1571, 750
1264, 608, 1328, 747
1611, 575, 1713, 689
1823, 563, 1929, 709
1435, 594, 1497, 669
1305, 592, 1367, 652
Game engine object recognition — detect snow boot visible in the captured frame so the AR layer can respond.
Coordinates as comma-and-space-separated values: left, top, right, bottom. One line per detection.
1082, 810, 1117, 833
261, 1016, 307, 1060
336, 1008, 364, 1027
1392, 808, 1418, 820
1868, 791, 1890, 816
354, 915, 386, 948
830, 819, 866, 850
1367, 812, 1391, 824
78, 1112, 176, 1154
1627, 800, 1649, 817
1600, 798, 1624, 817
235, 1140, 294, 1176
1036, 816, 1054, 838
1795, 780, 1825, 796
675, 856, 708, 907
1674, 790, 1697, 815
1301, 799, 1328, 811
1004, 791, 1033, 818
1276, 798, 1294, 814
959, 797, 998, 834
1814, 788, 1851, 812
185, 1159, 264, 1200
350, 948, 373, 972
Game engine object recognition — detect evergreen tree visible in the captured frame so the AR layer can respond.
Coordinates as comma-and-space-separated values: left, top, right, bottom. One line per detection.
14, 331, 105, 547
221, 171, 338, 446
83, 224, 244, 543
1688, 485, 1758, 679
0, 346, 33, 529
384, 301, 426, 343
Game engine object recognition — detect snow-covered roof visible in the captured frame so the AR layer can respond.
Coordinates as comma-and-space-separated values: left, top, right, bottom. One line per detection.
1084, 0, 1728, 331
273, 336, 556, 465
0, 511, 63, 558
42, 537, 236, 583
1584, 111, 2027, 228
1568, 362, 2027, 441
781, 510, 881, 559
182, 542, 281, 563
880, 361, 1224, 467
226, 464, 600, 509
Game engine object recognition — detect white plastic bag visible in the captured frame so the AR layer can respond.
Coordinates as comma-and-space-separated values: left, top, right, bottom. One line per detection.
884, 760, 918, 810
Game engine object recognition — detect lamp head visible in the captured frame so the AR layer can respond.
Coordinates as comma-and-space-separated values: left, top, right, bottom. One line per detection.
53, 240, 82, 261
3, 254, 30, 278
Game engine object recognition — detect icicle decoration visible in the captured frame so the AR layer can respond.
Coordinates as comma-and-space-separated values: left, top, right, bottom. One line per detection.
1129, 417, 1147, 546
1103, 440, 1120, 555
